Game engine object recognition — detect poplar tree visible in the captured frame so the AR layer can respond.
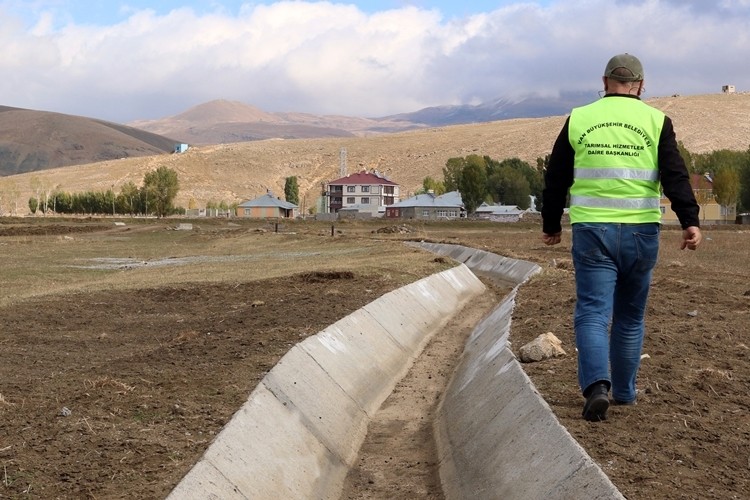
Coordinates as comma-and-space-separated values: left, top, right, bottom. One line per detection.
284, 176, 299, 205
142, 166, 180, 217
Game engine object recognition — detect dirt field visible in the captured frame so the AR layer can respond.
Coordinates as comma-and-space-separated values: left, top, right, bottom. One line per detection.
506, 227, 750, 500
0, 218, 748, 499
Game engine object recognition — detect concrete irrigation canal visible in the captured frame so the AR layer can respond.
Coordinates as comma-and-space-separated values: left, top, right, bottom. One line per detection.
167, 243, 624, 500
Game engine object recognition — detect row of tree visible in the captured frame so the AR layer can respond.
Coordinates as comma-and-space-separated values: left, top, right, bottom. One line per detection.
418, 155, 544, 214
29, 166, 181, 217
24, 168, 298, 218
425, 144, 750, 216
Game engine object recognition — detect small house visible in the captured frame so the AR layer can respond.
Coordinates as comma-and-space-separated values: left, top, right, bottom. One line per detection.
237, 192, 298, 219
475, 202, 526, 222
385, 191, 464, 220
174, 143, 189, 154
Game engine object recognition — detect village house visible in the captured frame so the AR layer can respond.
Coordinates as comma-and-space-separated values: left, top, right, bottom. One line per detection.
474, 202, 527, 222
325, 171, 399, 216
236, 191, 298, 219
660, 173, 734, 225
385, 191, 464, 220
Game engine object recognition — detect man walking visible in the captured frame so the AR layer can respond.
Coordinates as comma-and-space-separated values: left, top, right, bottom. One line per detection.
541, 53, 702, 421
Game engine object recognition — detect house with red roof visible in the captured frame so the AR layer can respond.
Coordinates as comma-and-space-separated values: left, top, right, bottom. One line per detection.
325, 170, 400, 216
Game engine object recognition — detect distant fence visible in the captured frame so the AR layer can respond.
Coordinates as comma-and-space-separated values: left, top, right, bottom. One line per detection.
184, 208, 232, 218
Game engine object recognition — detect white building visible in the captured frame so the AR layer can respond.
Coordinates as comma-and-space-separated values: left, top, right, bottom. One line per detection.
325, 171, 400, 216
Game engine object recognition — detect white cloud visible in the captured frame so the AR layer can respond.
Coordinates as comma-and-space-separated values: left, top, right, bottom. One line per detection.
1, 0, 749, 122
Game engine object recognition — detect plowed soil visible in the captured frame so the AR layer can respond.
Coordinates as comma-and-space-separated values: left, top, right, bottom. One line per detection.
1, 219, 748, 500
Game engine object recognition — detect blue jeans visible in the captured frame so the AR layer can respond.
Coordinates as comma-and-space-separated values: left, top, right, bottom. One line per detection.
571, 222, 660, 403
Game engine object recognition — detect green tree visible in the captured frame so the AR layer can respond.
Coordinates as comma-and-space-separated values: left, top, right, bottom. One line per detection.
51, 191, 69, 213
284, 176, 299, 205
712, 168, 740, 222
694, 148, 750, 218
92, 191, 108, 214
419, 176, 445, 195
459, 155, 488, 214
694, 149, 746, 175
489, 167, 531, 208
486, 157, 539, 209
105, 188, 116, 216
119, 182, 140, 215
677, 141, 694, 173
142, 166, 180, 217
740, 147, 750, 213
28, 197, 38, 214
443, 157, 466, 192
536, 155, 550, 171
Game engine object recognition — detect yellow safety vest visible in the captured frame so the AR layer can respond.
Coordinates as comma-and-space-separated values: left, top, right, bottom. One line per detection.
567, 96, 664, 224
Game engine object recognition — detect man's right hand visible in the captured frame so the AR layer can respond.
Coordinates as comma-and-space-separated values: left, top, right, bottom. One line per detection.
542, 232, 562, 246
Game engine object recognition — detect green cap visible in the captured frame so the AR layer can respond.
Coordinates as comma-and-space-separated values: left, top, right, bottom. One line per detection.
604, 53, 644, 82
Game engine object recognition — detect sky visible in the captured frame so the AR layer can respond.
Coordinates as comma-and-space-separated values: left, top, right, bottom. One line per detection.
1, 0, 749, 123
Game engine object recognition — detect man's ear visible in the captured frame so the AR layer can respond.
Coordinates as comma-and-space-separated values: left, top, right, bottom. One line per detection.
602, 76, 608, 92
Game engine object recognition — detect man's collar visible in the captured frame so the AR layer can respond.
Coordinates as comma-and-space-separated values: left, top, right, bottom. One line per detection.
603, 93, 641, 100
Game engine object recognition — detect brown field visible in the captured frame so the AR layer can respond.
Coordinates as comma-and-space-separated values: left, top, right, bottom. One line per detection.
0, 217, 748, 499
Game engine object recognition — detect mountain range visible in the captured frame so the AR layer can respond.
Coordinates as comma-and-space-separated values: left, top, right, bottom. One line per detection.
129, 91, 597, 145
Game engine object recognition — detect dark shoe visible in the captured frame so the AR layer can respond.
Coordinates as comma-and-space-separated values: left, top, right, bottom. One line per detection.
612, 398, 636, 406
582, 383, 609, 421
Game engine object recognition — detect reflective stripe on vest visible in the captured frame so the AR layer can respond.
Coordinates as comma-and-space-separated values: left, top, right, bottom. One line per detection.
574, 167, 660, 182
570, 195, 661, 210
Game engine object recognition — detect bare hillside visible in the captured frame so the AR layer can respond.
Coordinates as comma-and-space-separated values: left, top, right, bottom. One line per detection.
0, 106, 177, 176
2, 93, 747, 214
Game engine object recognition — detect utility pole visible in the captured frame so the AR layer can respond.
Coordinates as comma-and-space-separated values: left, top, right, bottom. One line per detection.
340, 148, 347, 177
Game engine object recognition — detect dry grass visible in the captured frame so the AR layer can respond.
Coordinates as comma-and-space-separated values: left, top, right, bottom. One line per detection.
0, 218, 454, 308
691, 367, 734, 396
2, 93, 749, 212
83, 377, 136, 394
693, 367, 733, 380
